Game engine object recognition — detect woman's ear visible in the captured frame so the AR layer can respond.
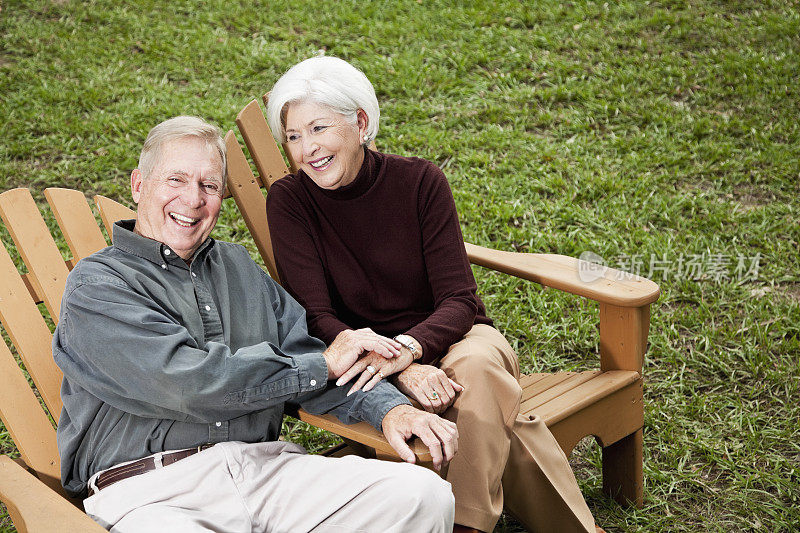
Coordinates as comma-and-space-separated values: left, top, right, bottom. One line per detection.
356, 109, 369, 142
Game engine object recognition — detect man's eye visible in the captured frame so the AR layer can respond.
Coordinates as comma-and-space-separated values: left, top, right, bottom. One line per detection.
168, 177, 183, 183
203, 183, 219, 191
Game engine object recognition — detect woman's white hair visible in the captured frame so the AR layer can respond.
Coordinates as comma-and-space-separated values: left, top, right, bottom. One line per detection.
267, 56, 380, 145
138, 116, 227, 187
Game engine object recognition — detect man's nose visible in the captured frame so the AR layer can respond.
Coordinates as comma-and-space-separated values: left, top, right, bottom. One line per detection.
183, 182, 205, 208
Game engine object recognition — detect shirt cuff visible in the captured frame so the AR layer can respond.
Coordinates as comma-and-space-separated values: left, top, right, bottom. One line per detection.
357, 380, 412, 431
294, 352, 329, 392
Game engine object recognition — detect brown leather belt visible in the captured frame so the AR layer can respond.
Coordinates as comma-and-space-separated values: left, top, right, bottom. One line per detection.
88, 444, 214, 496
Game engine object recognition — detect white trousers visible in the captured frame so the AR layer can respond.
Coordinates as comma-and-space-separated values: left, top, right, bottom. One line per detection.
83, 440, 454, 533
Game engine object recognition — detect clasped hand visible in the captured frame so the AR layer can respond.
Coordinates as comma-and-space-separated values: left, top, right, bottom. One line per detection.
322, 328, 401, 380
339, 350, 463, 414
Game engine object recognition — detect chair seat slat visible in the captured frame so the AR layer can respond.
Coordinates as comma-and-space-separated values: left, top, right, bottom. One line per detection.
94, 195, 135, 236
520, 371, 600, 413
0, 189, 69, 318
225, 131, 279, 281
236, 99, 289, 187
519, 373, 549, 390
0, 242, 63, 422
0, 340, 59, 484
532, 370, 641, 426
44, 188, 108, 261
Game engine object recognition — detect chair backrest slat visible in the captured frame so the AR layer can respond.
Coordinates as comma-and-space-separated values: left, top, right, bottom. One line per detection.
235, 99, 289, 189
44, 188, 108, 261
225, 131, 279, 281
0, 189, 69, 319
0, 241, 63, 422
94, 195, 136, 236
0, 338, 60, 488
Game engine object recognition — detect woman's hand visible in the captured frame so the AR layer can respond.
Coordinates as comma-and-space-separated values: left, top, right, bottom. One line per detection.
395, 364, 463, 414
337, 349, 414, 395
323, 328, 402, 380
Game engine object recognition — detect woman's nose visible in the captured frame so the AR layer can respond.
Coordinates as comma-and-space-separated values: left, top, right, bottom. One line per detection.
301, 136, 318, 157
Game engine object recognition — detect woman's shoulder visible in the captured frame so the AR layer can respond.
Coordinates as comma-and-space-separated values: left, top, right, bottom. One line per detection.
266, 172, 308, 207
377, 151, 446, 185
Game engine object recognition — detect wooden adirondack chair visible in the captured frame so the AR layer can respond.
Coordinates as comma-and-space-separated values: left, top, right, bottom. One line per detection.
226, 96, 661, 508
0, 187, 432, 532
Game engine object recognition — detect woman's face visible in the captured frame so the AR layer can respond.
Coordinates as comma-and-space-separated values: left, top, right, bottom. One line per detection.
284, 100, 367, 190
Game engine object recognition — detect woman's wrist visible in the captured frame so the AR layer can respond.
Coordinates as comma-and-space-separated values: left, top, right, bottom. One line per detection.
394, 334, 423, 361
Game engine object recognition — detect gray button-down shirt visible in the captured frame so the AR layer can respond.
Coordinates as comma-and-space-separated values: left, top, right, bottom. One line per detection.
54, 220, 409, 497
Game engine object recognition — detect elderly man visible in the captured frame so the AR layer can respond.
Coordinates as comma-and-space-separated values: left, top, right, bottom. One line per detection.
54, 116, 457, 532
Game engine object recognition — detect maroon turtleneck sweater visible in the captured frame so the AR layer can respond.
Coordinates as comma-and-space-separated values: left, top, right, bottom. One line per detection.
266, 148, 491, 364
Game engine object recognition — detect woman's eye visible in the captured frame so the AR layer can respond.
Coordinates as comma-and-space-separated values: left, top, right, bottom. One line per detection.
287, 133, 300, 142
313, 125, 328, 133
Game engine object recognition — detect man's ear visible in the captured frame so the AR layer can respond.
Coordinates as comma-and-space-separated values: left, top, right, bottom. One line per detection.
130, 169, 143, 204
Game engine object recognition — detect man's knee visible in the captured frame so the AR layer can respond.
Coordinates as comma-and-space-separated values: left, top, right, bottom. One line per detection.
382, 464, 455, 530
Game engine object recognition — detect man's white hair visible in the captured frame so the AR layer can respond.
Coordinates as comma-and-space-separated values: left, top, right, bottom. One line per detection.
138, 116, 227, 187
267, 56, 380, 145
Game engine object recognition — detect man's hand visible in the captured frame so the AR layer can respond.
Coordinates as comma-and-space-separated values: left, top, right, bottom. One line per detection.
381, 404, 458, 471
395, 363, 463, 414
323, 329, 401, 380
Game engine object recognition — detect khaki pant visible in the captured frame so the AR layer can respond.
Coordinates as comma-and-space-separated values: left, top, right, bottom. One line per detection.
440, 324, 595, 532
83, 440, 454, 532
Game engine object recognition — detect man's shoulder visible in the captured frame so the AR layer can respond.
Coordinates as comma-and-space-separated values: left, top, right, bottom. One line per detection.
211, 240, 262, 268
66, 246, 129, 288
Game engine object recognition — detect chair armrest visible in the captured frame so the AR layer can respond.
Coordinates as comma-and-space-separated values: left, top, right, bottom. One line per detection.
465, 242, 660, 307
296, 410, 433, 463
0, 455, 105, 532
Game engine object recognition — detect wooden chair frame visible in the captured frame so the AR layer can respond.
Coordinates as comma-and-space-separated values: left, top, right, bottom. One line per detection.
0, 99, 658, 530
0, 187, 430, 531
226, 95, 660, 508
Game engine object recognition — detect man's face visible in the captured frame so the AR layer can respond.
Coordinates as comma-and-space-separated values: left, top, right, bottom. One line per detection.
131, 137, 224, 261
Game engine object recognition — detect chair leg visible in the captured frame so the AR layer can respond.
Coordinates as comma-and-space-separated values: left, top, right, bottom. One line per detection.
601, 428, 643, 507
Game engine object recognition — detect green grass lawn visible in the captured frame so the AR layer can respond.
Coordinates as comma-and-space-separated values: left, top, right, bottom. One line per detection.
2, 0, 799, 531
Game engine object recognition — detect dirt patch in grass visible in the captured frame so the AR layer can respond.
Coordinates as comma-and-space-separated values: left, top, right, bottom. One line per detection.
776, 283, 800, 303
732, 184, 779, 210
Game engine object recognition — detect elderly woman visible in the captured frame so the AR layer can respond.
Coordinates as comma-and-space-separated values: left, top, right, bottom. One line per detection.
265, 56, 598, 533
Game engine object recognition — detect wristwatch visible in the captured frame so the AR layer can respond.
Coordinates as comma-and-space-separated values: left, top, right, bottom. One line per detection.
394, 334, 421, 361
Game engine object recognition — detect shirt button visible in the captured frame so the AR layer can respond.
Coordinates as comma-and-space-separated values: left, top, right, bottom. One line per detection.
204, 305, 211, 311
164, 249, 171, 256
310, 379, 317, 386
161, 264, 167, 269
215, 421, 221, 427
191, 272, 197, 277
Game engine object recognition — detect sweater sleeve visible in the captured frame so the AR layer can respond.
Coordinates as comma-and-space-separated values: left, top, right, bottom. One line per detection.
404, 164, 479, 362
266, 182, 351, 344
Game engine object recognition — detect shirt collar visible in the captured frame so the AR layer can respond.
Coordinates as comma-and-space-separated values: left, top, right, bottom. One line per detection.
111, 219, 215, 268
